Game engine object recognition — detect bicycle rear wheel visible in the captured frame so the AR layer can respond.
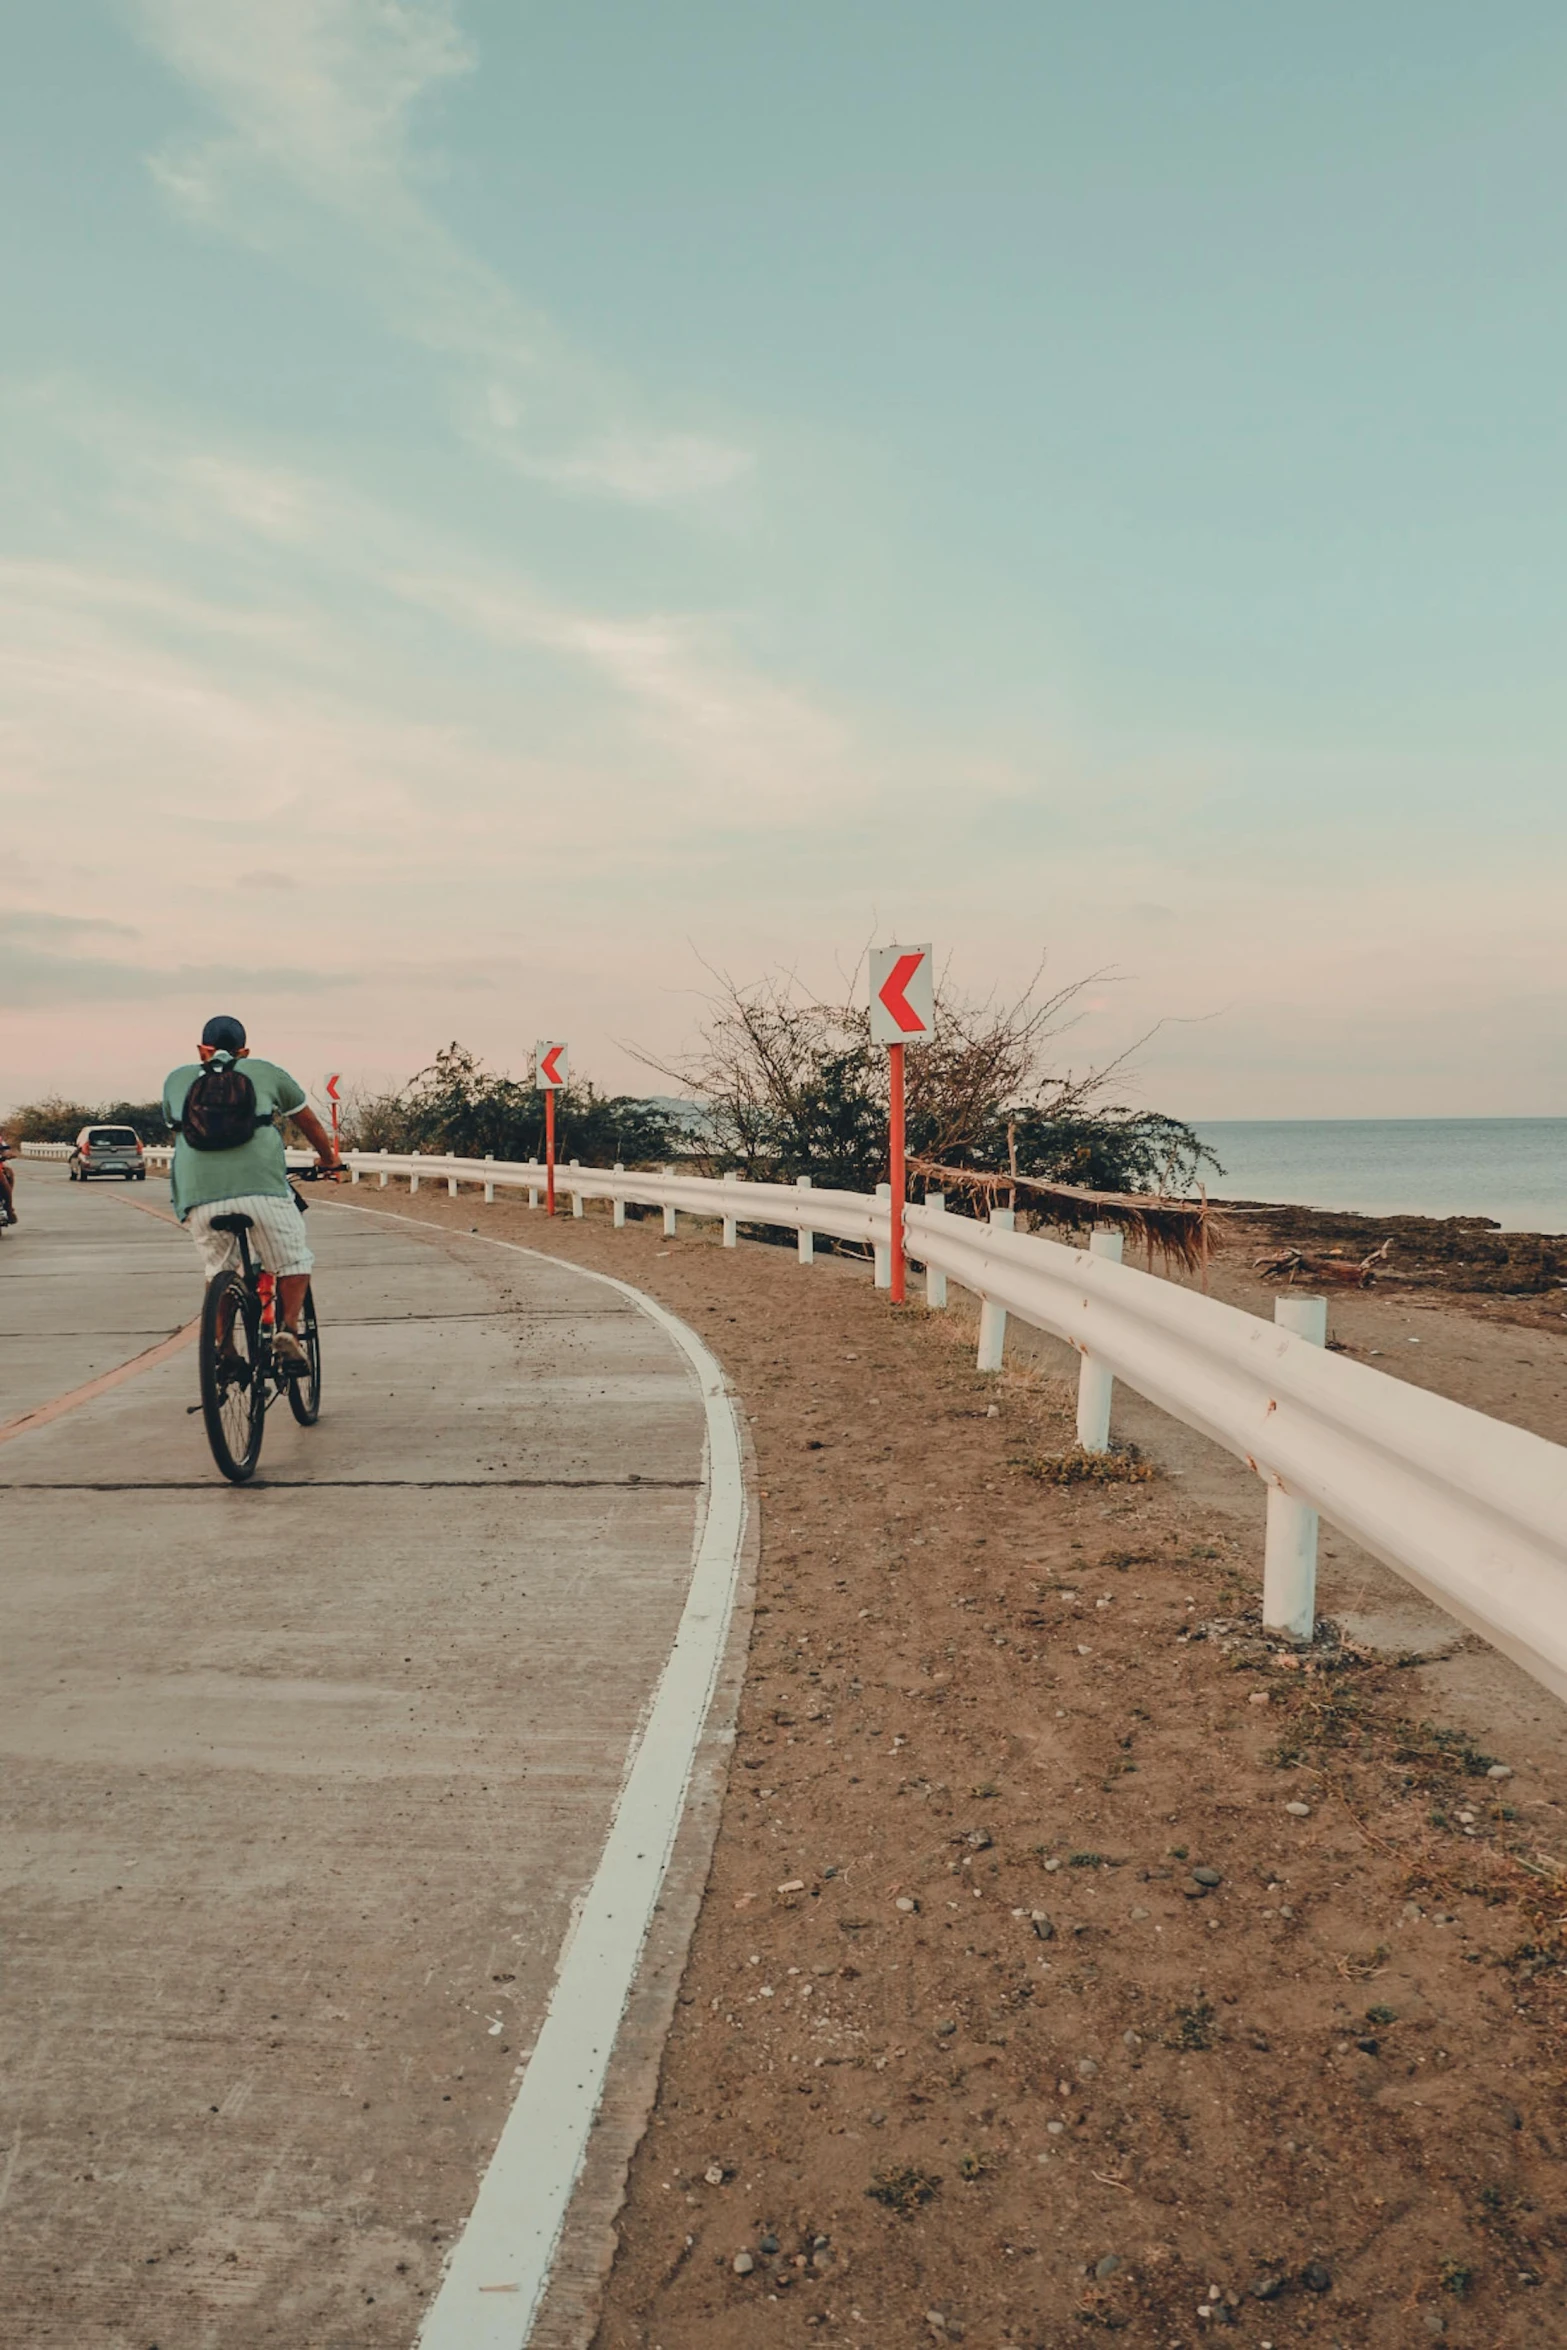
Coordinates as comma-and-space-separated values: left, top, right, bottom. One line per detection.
199, 1271, 264, 1482
286, 1286, 322, 1425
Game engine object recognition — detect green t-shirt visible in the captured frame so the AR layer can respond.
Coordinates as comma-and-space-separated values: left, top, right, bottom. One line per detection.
162, 1058, 308, 1221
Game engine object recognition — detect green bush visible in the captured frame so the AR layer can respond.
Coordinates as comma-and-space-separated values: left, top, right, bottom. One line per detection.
8, 1095, 170, 1142
341, 1044, 677, 1167
634, 968, 1218, 1199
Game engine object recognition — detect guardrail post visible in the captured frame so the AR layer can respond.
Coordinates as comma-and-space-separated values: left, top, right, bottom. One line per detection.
484, 1152, 495, 1204
570, 1157, 584, 1218
1263, 1296, 1327, 1642
723, 1171, 744, 1248
410, 1166, 421, 1194
976, 1208, 1014, 1370
447, 1157, 459, 1198
662, 1168, 677, 1238
1075, 1227, 1125, 1451
796, 1174, 814, 1263
351, 1161, 361, 1185
923, 1190, 948, 1308
378, 1167, 388, 1188
612, 1164, 626, 1228
874, 1182, 892, 1288
527, 1157, 540, 1209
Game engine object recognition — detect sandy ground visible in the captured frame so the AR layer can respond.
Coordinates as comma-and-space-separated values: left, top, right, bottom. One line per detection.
349, 1186, 1567, 2349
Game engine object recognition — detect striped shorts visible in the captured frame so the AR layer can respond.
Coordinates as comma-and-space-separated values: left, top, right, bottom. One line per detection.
186, 1192, 315, 1281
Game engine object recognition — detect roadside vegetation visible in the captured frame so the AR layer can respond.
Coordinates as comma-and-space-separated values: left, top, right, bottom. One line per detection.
6, 1094, 168, 1141
339, 963, 1217, 1207
637, 964, 1216, 1197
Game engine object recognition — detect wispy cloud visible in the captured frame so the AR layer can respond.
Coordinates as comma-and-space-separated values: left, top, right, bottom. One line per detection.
0, 908, 346, 1011
2, 379, 851, 823
127, 0, 752, 506
504, 433, 755, 507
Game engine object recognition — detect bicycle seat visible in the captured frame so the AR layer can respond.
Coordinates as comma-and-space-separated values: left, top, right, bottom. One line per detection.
209, 1212, 254, 1235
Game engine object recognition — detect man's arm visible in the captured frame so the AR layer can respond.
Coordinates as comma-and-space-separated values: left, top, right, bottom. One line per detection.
292, 1106, 342, 1169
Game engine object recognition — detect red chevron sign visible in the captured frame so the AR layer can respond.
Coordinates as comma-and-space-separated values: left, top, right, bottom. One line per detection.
535, 1041, 568, 1091
869, 944, 934, 1044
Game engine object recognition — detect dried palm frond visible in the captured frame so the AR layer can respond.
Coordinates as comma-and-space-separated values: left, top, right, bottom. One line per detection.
908, 1158, 1220, 1274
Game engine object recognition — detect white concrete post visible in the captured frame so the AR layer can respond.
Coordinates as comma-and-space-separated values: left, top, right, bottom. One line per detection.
923, 1190, 948, 1309
484, 1151, 495, 1205
378, 1169, 388, 1188
410, 1169, 420, 1195
975, 1207, 1015, 1371
1263, 1295, 1327, 1642
570, 1157, 584, 1218
447, 1159, 458, 1197
796, 1174, 814, 1264
351, 1161, 361, 1185
722, 1171, 744, 1248
612, 1163, 626, 1229
662, 1168, 677, 1238
1075, 1227, 1125, 1452
874, 1181, 893, 1289
527, 1158, 540, 1209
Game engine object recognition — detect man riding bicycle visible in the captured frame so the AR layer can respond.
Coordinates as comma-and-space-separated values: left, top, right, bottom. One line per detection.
163, 1016, 344, 1369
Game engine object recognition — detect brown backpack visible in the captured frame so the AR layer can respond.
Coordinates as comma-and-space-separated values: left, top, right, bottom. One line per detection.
180, 1057, 261, 1152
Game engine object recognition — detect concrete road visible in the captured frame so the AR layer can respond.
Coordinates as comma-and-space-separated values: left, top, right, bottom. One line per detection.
1, 1162, 194, 1422
0, 1164, 726, 2347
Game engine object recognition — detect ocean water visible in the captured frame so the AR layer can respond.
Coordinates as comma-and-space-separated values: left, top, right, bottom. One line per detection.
1191, 1119, 1567, 1233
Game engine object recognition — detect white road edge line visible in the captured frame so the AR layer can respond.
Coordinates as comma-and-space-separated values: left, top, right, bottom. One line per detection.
329, 1205, 748, 2349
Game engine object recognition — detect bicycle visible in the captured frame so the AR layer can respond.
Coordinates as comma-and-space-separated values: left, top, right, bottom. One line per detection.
195, 1168, 340, 1483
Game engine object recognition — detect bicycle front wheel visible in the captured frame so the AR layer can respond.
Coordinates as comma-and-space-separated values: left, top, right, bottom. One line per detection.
286, 1286, 322, 1425
199, 1271, 264, 1483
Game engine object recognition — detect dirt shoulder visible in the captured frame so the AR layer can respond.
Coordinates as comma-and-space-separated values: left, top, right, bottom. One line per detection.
343, 1187, 1567, 2350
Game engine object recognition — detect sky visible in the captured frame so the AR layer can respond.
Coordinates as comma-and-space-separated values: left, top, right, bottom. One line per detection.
2, 0, 1564, 1121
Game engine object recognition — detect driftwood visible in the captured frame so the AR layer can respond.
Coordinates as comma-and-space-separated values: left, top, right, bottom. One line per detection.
907, 1157, 1218, 1275
1254, 1239, 1392, 1289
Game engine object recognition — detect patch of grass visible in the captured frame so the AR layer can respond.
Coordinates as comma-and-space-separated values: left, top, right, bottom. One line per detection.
1440, 2259, 1475, 2298
1069, 1851, 1108, 1868
1391, 1722, 1499, 1782
1014, 1445, 1156, 1487
867, 2165, 942, 2215
1502, 1940, 1564, 1981
957, 2149, 994, 2182
1170, 1999, 1217, 2050
1365, 2003, 1398, 2027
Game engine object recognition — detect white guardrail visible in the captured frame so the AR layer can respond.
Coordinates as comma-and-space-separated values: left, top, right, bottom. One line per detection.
342, 1148, 1567, 1704
19, 1142, 313, 1170
22, 1139, 1567, 1704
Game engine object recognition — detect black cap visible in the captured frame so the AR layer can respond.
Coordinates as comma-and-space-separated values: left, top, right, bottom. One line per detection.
201, 1014, 247, 1053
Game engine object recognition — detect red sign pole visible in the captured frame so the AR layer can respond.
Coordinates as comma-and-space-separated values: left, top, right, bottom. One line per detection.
888, 1040, 906, 1303
870, 947, 931, 1308
545, 1088, 557, 1217
325, 1072, 342, 1162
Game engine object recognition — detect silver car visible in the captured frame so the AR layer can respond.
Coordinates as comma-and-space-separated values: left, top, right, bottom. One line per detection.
69, 1125, 148, 1182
